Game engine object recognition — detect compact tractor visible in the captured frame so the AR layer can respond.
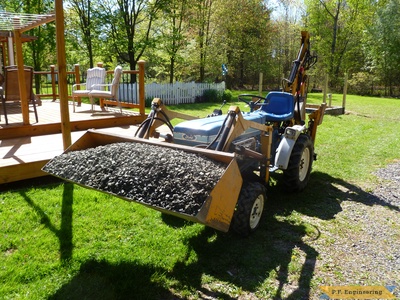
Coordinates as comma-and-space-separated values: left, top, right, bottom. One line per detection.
44, 31, 325, 236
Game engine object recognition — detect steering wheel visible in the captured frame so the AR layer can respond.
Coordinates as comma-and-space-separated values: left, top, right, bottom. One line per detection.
238, 94, 268, 112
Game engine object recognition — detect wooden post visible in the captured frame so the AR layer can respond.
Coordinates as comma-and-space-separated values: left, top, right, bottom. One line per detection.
74, 64, 81, 86
50, 65, 57, 101
7, 33, 14, 65
138, 60, 146, 116
258, 72, 263, 97
74, 64, 81, 105
55, 0, 72, 150
14, 27, 30, 125
342, 73, 348, 114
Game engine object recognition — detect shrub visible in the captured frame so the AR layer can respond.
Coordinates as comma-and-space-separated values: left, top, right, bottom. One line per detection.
202, 89, 222, 103
145, 97, 153, 107
348, 72, 374, 96
197, 89, 231, 103
222, 89, 233, 102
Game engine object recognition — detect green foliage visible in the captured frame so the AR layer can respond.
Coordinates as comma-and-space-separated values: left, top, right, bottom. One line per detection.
4, 0, 400, 96
145, 97, 153, 108
222, 89, 233, 102
363, 0, 400, 96
200, 88, 234, 103
305, 0, 374, 90
347, 72, 374, 95
211, 0, 272, 88
200, 89, 223, 103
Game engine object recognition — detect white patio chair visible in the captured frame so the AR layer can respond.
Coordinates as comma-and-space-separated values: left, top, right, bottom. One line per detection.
72, 67, 106, 112
88, 66, 123, 113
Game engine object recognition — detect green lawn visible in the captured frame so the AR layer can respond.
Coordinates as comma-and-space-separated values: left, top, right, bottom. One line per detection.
1, 93, 399, 299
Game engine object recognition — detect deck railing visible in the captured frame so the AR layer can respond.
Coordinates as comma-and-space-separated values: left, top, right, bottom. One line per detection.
32, 61, 146, 114
31, 62, 226, 108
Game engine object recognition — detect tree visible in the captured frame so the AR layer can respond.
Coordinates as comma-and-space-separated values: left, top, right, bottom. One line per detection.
267, 0, 305, 89
98, 0, 167, 81
69, 0, 96, 68
364, 0, 400, 96
305, 0, 372, 89
159, 0, 189, 83
212, 0, 272, 88
191, 0, 214, 82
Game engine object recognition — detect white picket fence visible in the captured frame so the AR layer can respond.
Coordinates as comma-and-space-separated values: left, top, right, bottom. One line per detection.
118, 81, 225, 105
144, 81, 226, 105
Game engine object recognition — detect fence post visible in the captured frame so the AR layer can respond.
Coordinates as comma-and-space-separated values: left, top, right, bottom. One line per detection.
138, 60, 146, 116
323, 74, 328, 104
50, 65, 57, 102
342, 73, 348, 114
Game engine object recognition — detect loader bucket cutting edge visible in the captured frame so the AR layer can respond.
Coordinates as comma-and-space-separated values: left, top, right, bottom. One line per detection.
42, 130, 243, 232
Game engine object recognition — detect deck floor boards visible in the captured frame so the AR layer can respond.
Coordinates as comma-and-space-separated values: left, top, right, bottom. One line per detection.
0, 99, 140, 127
0, 100, 144, 184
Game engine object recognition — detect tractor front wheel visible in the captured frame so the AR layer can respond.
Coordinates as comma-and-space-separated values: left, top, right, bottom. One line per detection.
283, 134, 314, 192
230, 182, 266, 237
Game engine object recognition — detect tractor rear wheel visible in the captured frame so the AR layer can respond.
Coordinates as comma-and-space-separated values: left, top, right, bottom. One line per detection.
230, 182, 266, 237
283, 134, 313, 192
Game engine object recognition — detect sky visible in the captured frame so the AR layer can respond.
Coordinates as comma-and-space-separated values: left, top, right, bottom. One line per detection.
266, 0, 306, 22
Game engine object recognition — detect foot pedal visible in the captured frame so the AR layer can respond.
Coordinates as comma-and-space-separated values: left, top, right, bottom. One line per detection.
269, 166, 279, 173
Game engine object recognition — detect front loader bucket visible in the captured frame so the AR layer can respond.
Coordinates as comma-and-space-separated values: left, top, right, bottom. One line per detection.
43, 130, 243, 232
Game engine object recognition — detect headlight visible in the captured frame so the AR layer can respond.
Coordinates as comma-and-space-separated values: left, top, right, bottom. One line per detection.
284, 127, 297, 139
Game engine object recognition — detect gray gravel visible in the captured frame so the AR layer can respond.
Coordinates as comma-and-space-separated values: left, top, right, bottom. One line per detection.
373, 162, 400, 207
43, 142, 227, 216
308, 161, 400, 299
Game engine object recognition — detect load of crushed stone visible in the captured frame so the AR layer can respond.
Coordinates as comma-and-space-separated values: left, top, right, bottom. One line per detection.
43, 142, 227, 216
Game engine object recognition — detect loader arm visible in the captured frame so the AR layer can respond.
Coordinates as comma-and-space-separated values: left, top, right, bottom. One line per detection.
307, 102, 326, 144
136, 98, 198, 139
211, 106, 273, 184
219, 106, 272, 153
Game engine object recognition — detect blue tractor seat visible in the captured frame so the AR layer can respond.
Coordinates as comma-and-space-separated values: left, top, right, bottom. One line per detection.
261, 92, 295, 122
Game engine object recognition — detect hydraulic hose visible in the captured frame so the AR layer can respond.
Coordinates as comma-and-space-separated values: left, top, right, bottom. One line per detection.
205, 113, 230, 150
215, 111, 236, 152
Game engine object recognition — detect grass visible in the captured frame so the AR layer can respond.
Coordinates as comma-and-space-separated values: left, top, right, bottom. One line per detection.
1, 93, 400, 299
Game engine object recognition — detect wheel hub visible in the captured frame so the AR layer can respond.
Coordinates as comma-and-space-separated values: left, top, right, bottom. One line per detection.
299, 147, 310, 181
250, 194, 264, 229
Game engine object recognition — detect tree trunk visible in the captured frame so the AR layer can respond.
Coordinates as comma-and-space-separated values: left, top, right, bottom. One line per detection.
330, 0, 341, 75
170, 56, 175, 84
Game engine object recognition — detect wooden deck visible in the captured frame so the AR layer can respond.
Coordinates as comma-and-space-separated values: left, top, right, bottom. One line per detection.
0, 100, 147, 184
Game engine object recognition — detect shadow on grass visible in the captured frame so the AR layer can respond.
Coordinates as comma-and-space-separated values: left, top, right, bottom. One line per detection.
168, 220, 319, 300
19, 181, 74, 262
31, 170, 398, 299
48, 260, 181, 299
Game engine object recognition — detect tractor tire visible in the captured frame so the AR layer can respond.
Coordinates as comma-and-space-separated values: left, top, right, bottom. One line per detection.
230, 182, 266, 237
283, 133, 314, 192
